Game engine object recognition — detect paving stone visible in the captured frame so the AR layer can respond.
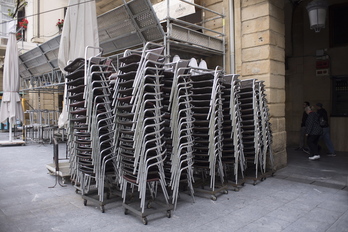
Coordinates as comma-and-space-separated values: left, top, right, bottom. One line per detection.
266, 205, 306, 222
237, 215, 292, 232
318, 198, 348, 214
192, 214, 247, 232
283, 196, 322, 212
325, 211, 348, 232
305, 207, 344, 224
282, 217, 332, 232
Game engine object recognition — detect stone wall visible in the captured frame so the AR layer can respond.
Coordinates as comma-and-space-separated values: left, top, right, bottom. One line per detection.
235, 0, 287, 169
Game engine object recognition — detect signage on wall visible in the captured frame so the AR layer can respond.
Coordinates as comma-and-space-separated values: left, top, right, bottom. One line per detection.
153, 0, 196, 21
315, 57, 330, 77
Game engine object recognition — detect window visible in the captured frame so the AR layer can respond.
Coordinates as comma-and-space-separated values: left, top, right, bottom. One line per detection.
329, 3, 348, 47
332, 76, 348, 116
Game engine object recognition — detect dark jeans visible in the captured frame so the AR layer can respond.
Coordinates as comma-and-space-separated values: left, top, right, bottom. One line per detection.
320, 127, 335, 154
307, 134, 321, 155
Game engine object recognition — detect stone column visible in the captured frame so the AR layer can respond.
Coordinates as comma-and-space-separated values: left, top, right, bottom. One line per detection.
235, 0, 287, 169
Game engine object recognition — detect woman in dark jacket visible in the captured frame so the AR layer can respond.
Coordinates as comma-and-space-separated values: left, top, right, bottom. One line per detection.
305, 106, 323, 160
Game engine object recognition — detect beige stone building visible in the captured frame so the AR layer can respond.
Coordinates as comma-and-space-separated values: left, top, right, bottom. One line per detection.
1, 0, 347, 170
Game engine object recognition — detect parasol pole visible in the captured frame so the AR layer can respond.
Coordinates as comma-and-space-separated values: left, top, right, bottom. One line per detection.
9, 120, 12, 142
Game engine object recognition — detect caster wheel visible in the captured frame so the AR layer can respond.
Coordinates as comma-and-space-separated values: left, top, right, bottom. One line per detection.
83, 199, 87, 206
223, 190, 228, 194
142, 217, 148, 225
147, 202, 152, 209
124, 209, 128, 215
100, 206, 105, 213
75, 189, 79, 194
166, 210, 171, 218
211, 195, 217, 201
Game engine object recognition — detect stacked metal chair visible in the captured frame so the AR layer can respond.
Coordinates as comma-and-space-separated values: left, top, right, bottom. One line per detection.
221, 74, 246, 189
64, 59, 89, 192
65, 55, 118, 212
163, 59, 195, 209
238, 79, 260, 184
160, 68, 174, 192
255, 81, 274, 177
112, 43, 172, 224
81, 58, 118, 212
239, 79, 274, 184
190, 65, 227, 200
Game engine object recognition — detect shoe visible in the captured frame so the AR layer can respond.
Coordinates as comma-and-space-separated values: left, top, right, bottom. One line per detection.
327, 153, 336, 157
302, 148, 310, 155
309, 155, 320, 160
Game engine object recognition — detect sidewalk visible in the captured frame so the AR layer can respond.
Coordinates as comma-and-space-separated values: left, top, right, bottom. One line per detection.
0, 132, 347, 232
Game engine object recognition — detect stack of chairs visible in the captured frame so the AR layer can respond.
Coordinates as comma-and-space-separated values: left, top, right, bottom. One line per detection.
239, 79, 274, 184
165, 59, 195, 209
239, 79, 260, 184
190, 66, 227, 201
65, 56, 118, 212
255, 81, 274, 177
112, 43, 172, 224
221, 74, 245, 189
81, 58, 118, 212
64, 58, 89, 192
160, 66, 175, 195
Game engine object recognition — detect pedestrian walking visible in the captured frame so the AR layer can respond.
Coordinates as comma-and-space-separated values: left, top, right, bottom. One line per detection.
315, 103, 336, 156
296, 101, 310, 154
305, 106, 322, 160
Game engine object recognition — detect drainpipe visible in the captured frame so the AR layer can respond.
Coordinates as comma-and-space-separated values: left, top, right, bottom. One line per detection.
229, 0, 235, 74
37, 0, 40, 38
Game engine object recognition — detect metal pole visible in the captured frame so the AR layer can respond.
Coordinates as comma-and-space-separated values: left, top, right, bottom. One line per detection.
9, 120, 12, 142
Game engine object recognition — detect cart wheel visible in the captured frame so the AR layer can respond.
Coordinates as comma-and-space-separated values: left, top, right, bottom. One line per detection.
124, 209, 128, 215
211, 195, 217, 201
147, 201, 152, 209
142, 217, 148, 225
223, 190, 228, 194
100, 206, 105, 213
166, 210, 171, 218
83, 199, 87, 206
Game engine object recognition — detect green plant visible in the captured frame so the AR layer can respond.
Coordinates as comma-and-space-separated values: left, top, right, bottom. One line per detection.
56, 19, 64, 29
16, 32, 22, 40
18, 18, 28, 29
8, 0, 28, 18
